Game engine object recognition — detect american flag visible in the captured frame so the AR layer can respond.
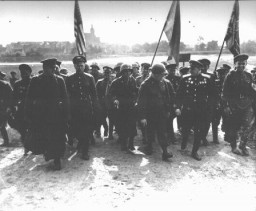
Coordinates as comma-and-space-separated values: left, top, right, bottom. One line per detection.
163, 0, 180, 65
74, 0, 87, 59
225, 0, 240, 56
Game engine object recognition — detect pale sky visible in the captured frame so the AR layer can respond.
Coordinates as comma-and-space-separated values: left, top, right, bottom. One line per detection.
0, 1, 256, 47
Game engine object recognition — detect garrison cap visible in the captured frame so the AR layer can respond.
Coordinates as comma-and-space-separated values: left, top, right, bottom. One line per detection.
189, 60, 203, 68
151, 63, 167, 74
0, 71, 6, 78
234, 54, 249, 63
41, 58, 58, 66
103, 66, 113, 72
120, 64, 133, 73
90, 62, 100, 70
179, 67, 190, 74
141, 62, 151, 69
222, 64, 231, 70
198, 59, 211, 66
72, 55, 86, 64
19, 64, 32, 74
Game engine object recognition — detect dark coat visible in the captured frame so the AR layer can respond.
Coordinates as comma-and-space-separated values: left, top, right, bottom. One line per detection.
24, 74, 69, 158
222, 70, 255, 110
137, 76, 176, 120
176, 73, 215, 111
0, 80, 12, 126
165, 74, 181, 93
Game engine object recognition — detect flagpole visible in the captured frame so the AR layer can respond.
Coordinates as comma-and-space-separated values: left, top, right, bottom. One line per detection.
151, 26, 165, 66
214, 38, 225, 73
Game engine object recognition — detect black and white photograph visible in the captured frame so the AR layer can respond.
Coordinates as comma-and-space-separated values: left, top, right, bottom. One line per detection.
0, 0, 256, 210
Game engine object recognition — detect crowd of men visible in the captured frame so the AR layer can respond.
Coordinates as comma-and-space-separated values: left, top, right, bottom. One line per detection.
0, 53, 255, 170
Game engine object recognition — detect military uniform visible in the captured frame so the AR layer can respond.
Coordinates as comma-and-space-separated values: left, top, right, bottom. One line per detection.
0, 79, 12, 146
95, 76, 112, 137
165, 73, 181, 143
24, 73, 69, 161
109, 69, 138, 150
137, 69, 176, 160
222, 68, 255, 155
176, 71, 215, 160
12, 77, 31, 140
66, 71, 98, 157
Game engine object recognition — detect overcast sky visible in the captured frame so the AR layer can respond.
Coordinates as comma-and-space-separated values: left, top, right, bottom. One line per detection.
0, 1, 256, 47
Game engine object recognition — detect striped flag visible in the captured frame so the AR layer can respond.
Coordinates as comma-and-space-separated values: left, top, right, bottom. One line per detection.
225, 0, 240, 56
74, 0, 87, 59
163, 0, 180, 64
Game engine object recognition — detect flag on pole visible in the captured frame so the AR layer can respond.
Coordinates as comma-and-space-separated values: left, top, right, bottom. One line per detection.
225, 0, 240, 56
163, 0, 181, 64
74, 0, 87, 60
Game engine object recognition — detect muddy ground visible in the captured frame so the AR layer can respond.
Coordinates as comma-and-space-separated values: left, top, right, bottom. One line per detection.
0, 124, 256, 211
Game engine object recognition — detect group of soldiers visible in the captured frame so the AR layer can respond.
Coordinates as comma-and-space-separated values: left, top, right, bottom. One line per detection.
0, 53, 255, 170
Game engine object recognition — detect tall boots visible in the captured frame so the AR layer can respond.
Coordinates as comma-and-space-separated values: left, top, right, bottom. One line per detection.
212, 125, 220, 144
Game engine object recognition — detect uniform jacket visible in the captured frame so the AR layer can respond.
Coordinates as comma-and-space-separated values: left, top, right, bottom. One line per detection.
109, 75, 138, 110
96, 77, 112, 110
66, 72, 98, 117
137, 76, 176, 120
24, 74, 69, 129
222, 70, 255, 109
0, 80, 13, 117
176, 73, 215, 111
165, 74, 181, 93
135, 75, 149, 88
13, 78, 31, 109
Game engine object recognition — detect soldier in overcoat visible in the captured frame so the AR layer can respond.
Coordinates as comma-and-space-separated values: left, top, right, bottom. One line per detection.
24, 58, 69, 170
0, 71, 12, 147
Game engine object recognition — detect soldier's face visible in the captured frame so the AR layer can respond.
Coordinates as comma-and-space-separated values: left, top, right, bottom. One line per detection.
235, 60, 247, 72
190, 66, 200, 76
75, 62, 85, 73
142, 67, 149, 76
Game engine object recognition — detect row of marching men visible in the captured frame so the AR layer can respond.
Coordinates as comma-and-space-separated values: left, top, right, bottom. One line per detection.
0, 53, 255, 170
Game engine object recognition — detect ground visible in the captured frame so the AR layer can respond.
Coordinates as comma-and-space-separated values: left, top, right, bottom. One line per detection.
0, 125, 256, 211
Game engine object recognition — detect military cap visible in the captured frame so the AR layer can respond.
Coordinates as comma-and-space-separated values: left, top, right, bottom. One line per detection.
198, 58, 211, 66
166, 63, 177, 69
151, 63, 167, 74
90, 62, 100, 70
114, 62, 123, 70
60, 68, 68, 75
41, 58, 58, 67
120, 64, 133, 73
216, 68, 228, 74
234, 54, 249, 63
132, 63, 140, 69
222, 64, 231, 70
0, 71, 6, 78
141, 62, 151, 69
161, 61, 168, 67
56, 60, 62, 67
72, 55, 86, 64
38, 70, 43, 75
251, 67, 256, 73
19, 64, 32, 74
103, 66, 113, 72
189, 60, 203, 68
179, 67, 190, 75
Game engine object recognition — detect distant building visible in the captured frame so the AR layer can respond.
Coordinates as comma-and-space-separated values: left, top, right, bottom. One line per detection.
84, 25, 101, 46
